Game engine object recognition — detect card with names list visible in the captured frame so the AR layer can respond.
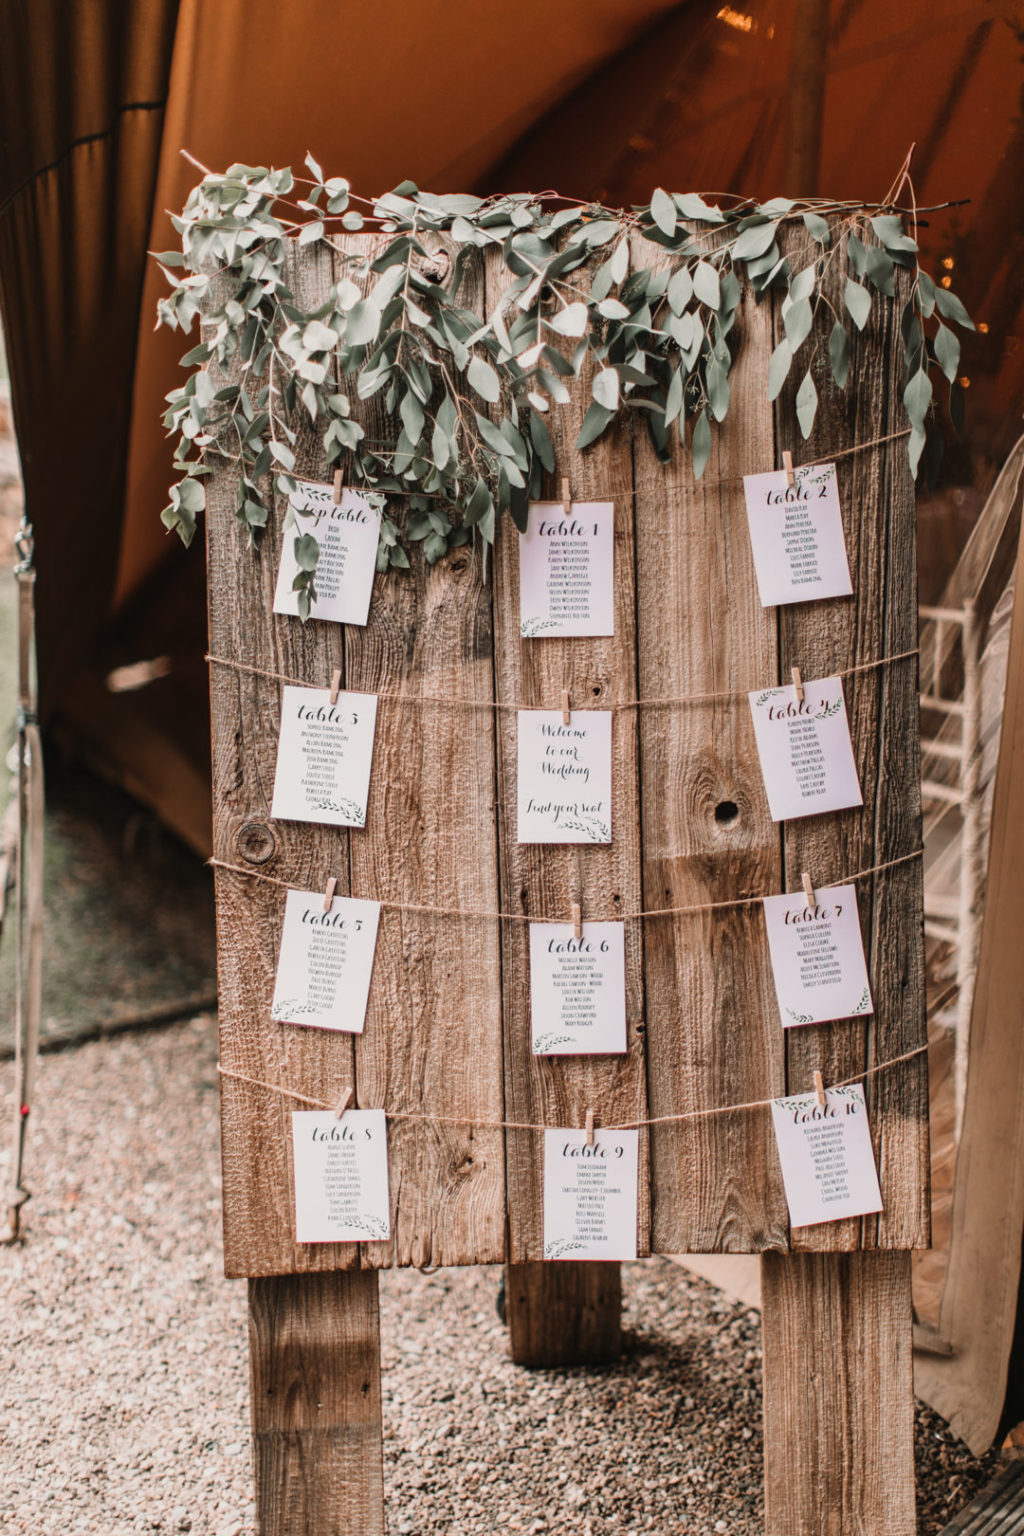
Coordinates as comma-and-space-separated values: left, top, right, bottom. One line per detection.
543, 1127, 639, 1260
530, 921, 627, 1055
519, 500, 615, 637
292, 1109, 391, 1243
273, 481, 383, 626
271, 685, 378, 828
742, 462, 853, 608
517, 710, 612, 844
272, 889, 381, 1033
748, 675, 862, 822
770, 1084, 883, 1228
762, 883, 873, 1027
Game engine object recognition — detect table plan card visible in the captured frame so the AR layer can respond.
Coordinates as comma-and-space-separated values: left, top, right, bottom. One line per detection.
749, 676, 862, 822
770, 1085, 883, 1228
762, 883, 873, 1027
742, 463, 853, 607
543, 1127, 639, 1260
271, 685, 378, 828
517, 710, 612, 844
519, 501, 615, 637
272, 889, 381, 1033
530, 921, 626, 1055
273, 481, 383, 626
292, 1109, 391, 1243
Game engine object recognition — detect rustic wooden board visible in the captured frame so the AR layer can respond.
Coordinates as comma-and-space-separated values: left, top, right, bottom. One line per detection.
486, 249, 649, 1265
505, 1261, 622, 1366
761, 1250, 916, 1536
631, 228, 789, 1255
774, 226, 929, 1253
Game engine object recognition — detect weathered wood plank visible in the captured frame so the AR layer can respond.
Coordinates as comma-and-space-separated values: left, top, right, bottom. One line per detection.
761, 1250, 916, 1536
632, 228, 789, 1254
486, 248, 648, 1264
249, 1270, 385, 1536
505, 1260, 622, 1366
774, 225, 928, 1252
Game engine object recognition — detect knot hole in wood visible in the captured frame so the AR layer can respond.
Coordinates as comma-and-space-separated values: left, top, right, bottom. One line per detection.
235, 820, 278, 865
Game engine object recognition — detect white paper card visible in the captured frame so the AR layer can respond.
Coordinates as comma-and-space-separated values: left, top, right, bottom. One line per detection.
770, 1085, 883, 1228
530, 922, 626, 1055
517, 710, 612, 844
742, 463, 853, 607
762, 883, 873, 1027
543, 1127, 639, 1260
749, 676, 862, 822
292, 1109, 391, 1243
271, 685, 378, 828
519, 501, 615, 637
272, 889, 381, 1033
273, 481, 383, 626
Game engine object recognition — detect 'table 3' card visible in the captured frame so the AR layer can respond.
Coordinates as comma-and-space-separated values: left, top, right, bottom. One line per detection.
748, 676, 862, 822
519, 501, 615, 637
292, 1109, 391, 1243
272, 889, 381, 1033
742, 463, 853, 607
529, 921, 626, 1055
770, 1084, 883, 1228
762, 883, 873, 1027
543, 1127, 639, 1260
273, 481, 383, 626
517, 710, 612, 844
271, 685, 378, 829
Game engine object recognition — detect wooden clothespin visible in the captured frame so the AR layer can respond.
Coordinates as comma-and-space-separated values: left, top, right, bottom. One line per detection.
813, 1071, 827, 1108
329, 668, 342, 705
783, 449, 796, 487
333, 469, 344, 503
335, 1086, 353, 1120
585, 1108, 596, 1148
791, 665, 805, 703
561, 688, 571, 725
802, 871, 816, 909
561, 477, 571, 515
571, 901, 583, 940
323, 876, 338, 912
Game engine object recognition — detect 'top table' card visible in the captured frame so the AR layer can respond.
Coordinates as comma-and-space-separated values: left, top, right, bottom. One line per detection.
770, 1084, 883, 1228
742, 462, 853, 607
530, 921, 627, 1055
543, 1127, 639, 1260
762, 882, 873, 1027
292, 1109, 391, 1243
271, 685, 378, 828
519, 501, 615, 637
749, 676, 862, 822
272, 889, 381, 1033
517, 710, 612, 844
273, 481, 383, 626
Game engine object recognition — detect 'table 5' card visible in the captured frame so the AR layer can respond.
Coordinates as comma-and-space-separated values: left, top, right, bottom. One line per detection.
742, 463, 853, 607
749, 676, 862, 822
762, 883, 873, 1027
272, 889, 381, 1033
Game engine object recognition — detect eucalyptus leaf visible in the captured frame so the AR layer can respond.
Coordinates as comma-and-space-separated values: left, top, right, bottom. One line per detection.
650, 187, 677, 238
829, 321, 850, 388
547, 302, 589, 338
691, 409, 712, 479
933, 320, 960, 383
934, 286, 975, 329
802, 211, 831, 246
795, 368, 818, 439
844, 278, 871, 331
468, 354, 501, 402
576, 401, 615, 450
592, 367, 620, 409
693, 260, 720, 310
346, 299, 382, 346
767, 339, 793, 401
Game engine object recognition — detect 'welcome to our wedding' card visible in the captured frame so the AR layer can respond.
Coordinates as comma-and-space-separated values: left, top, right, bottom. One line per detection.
517, 710, 612, 844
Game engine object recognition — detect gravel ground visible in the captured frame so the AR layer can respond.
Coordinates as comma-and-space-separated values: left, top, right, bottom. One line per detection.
0, 1016, 999, 1536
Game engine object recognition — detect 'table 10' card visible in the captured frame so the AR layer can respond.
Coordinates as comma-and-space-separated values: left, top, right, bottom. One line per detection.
519, 501, 615, 637
543, 1127, 639, 1260
770, 1084, 882, 1228
761, 883, 872, 1027
742, 463, 853, 608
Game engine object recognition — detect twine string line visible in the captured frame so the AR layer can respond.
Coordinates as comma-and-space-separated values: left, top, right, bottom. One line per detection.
208, 847, 922, 925
206, 646, 920, 709
215, 1041, 928, 1132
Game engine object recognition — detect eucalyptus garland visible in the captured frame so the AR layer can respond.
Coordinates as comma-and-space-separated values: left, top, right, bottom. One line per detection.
155, 158, 973, 615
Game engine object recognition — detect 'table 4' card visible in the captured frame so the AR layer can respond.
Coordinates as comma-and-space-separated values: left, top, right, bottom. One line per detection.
292, 1109, 391, 1243
273, 481, 384, 626
519, 501, 615, 637
272, 889, 381, 1033
530, 921, 627, 1055
748, 676, 862, 822
543, 1127, 639, 1260
517, 710, 612, 844
271, 685, 378, 829
770, 1084, 883, 1228
742, 463, 853, 607
762, 883, 873, 1027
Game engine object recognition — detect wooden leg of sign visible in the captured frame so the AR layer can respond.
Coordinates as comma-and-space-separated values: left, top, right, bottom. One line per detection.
249, 1271, 385, 1536
761, 1250, 916, 1536
505, 1261, 622, 1367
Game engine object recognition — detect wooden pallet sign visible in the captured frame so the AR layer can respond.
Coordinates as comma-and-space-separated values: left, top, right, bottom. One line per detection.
204, 220, 928, 1536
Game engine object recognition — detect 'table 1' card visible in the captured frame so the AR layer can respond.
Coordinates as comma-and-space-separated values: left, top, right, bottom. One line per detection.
291, 1109, 391, 1243
519, 501, 615, 637
762, 883, 873, 1027
273, 481, 384, 627
529, 921, 627, 1055
742, 463, 853, 607
543, 1127, 639, 1260
271, 685, 378, 829
770, 1084, 883, 1228
272, 889, 381, 1033
748, 676, 862, 822
517, 710, 612, 844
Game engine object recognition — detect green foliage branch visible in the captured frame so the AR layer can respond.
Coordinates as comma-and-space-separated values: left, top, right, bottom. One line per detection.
155, 157, 973, 613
